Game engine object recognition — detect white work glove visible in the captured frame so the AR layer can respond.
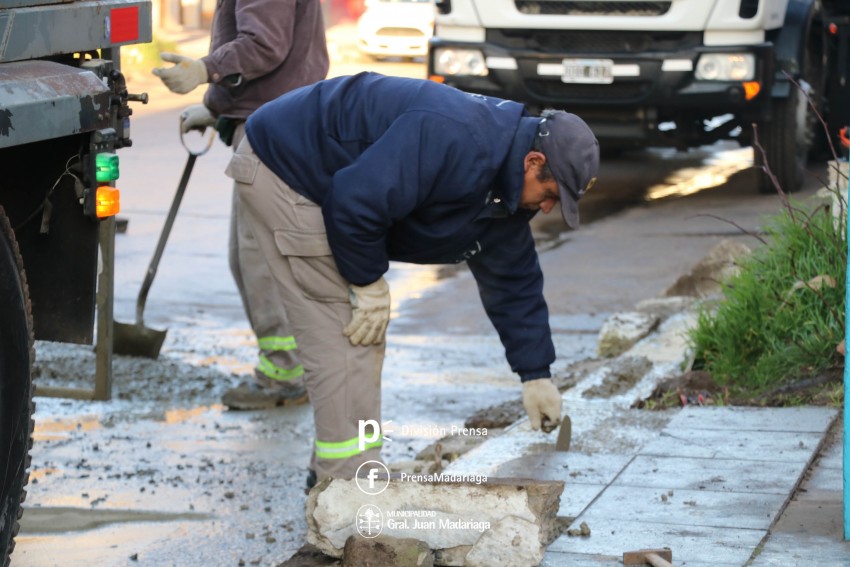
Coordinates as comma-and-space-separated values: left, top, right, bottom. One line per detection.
152, 53, 208, 94
344, 277, 391, 346
180, 104, 216, 133
522, 378, 562, 433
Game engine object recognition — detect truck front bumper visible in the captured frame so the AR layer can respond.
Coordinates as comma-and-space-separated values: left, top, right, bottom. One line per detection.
428, 34, 776, 145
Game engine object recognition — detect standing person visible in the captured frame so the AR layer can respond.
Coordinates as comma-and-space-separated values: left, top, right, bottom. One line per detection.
152, 0, 329, 410
228, 72, 599, 482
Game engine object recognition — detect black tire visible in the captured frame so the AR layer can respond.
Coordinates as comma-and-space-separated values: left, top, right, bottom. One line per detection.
755, 9, 824, 193
755, 85, 810, 193
0, 205, 34, 567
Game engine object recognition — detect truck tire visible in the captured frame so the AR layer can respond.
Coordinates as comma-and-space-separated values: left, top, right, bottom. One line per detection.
0, 206, 34, 567
755, 84, 811, 193
756, 6, 825, 194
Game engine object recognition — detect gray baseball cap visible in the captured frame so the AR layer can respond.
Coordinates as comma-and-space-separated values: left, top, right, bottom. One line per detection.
538, 111, 600, 229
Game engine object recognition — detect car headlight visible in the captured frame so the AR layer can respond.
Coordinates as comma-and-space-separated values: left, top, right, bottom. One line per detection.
695, 53, 755, 81
433, 48, 488, 76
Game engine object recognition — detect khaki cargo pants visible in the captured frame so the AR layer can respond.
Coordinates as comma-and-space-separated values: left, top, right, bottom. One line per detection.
229, 125, 303, 386
226, 136, 385, 480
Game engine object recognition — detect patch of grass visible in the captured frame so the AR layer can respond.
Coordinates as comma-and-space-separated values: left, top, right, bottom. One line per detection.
689, 200, 846, 400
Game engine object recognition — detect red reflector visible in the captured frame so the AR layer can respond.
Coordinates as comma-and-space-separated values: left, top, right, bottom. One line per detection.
110, 6, 139, 43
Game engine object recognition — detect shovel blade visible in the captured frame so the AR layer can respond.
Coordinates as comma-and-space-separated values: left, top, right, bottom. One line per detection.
113, 320, 167, 359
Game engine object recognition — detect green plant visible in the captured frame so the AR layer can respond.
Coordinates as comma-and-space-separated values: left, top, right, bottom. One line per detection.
689, 200, 846, 398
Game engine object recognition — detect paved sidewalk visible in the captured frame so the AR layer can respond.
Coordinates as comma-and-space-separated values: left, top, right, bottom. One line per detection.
443, 308, 846, 567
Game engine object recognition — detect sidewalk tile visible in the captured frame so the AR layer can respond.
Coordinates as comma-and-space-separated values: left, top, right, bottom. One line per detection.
640, 428, 823, 462
581, 485, 786, 530
613, 455, 808, 494
749, 533, 850, 567
667, 407, 837, 433
543, 552, 737, 567
548, 520, 764, 564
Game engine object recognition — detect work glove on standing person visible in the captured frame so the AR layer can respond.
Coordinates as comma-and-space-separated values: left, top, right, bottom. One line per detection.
344, 277, 391, 346
152, 53, 209, 94
522, 378, 562, 433
179, 104, 216, 133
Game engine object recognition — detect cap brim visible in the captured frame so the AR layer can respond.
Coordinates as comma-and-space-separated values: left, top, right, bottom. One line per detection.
558, 182, 580, 229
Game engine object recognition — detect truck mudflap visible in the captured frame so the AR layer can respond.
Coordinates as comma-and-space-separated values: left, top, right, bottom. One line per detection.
0, 60, 113, 148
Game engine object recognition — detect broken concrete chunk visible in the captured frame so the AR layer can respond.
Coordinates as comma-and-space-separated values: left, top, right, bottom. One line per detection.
634, 296, 695, 322
597, 312, 659, 358
664, 239, 751, 298
306, 476, 564, 567
342, 535, 434, 567
464, 516, 544, 567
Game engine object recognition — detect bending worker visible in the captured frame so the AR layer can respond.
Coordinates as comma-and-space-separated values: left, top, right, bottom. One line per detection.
152, 0, 328, 409
227, 72, 600, 482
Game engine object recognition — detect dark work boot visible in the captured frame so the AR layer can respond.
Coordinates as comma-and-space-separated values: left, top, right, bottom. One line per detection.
222, 371, 308, 410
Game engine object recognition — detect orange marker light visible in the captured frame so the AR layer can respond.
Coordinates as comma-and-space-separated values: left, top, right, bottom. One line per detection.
96, 185, 120, 218
429, 75, 446, 83
829, 22, 838, 35
743, 81, 761, 100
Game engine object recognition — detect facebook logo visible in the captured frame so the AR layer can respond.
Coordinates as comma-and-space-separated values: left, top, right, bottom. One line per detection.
355, 460, 390, 495
367, 467, 380, 489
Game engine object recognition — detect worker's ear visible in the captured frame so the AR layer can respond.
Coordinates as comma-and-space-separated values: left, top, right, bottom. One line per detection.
524, 151, 546, 172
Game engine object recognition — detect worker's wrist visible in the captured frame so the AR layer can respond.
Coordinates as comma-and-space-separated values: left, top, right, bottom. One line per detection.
519, 368, 551, 382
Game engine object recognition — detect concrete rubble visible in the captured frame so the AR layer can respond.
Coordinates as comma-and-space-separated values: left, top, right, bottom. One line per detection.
305, 477, 564, 567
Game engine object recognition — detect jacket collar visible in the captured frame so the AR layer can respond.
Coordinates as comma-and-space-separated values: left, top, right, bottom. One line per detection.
493, 116, 538, 213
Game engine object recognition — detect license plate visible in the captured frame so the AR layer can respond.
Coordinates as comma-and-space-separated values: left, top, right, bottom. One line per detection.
561, 58, 614, 84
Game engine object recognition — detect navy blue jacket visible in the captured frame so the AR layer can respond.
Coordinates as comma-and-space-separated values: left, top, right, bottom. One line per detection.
246, 72, 554, 381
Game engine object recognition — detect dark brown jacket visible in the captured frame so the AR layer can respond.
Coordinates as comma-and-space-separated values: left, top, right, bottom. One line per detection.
202, 0, 328, 120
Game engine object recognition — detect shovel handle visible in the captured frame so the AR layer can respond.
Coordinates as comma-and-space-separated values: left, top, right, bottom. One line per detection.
135, 152, 197, 325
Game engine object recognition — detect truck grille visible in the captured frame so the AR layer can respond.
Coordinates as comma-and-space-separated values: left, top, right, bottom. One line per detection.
487, 29, 701, 54
525, 79, 650, 101
514, 1, 671, 16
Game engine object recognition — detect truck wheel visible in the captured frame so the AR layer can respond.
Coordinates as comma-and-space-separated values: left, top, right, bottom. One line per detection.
0, 206, 34, 567
755, 81, 813, 193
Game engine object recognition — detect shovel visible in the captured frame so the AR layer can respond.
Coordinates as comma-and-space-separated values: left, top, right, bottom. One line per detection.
113, 118, 216, 358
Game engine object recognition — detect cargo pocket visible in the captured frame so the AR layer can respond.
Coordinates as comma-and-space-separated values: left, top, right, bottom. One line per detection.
225, 152, 259, 185
275, 229, 349, 303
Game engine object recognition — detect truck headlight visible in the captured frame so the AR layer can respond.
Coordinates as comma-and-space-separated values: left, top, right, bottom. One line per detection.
695, 53, 755, 81
434, 48, 488, 76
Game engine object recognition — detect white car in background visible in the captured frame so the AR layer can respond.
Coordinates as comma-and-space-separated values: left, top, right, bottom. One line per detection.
357, 0, 434, 61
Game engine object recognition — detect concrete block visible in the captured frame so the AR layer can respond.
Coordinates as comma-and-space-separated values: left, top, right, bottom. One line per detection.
306, 476, 564, 566
342, 535, 433, 567
597, 312, 659, 358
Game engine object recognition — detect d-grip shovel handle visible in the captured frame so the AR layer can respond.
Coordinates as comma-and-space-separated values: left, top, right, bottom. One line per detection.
179, 115, 217, 157
133, 117, 215, 325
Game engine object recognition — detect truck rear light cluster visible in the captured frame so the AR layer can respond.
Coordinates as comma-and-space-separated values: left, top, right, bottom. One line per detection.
94, 152, 121, 218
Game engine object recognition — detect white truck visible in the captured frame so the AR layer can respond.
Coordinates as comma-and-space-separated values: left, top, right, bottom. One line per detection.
428, 0, 850, 193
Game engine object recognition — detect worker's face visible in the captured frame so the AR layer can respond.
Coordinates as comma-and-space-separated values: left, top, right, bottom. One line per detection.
519, 151, 560, 214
